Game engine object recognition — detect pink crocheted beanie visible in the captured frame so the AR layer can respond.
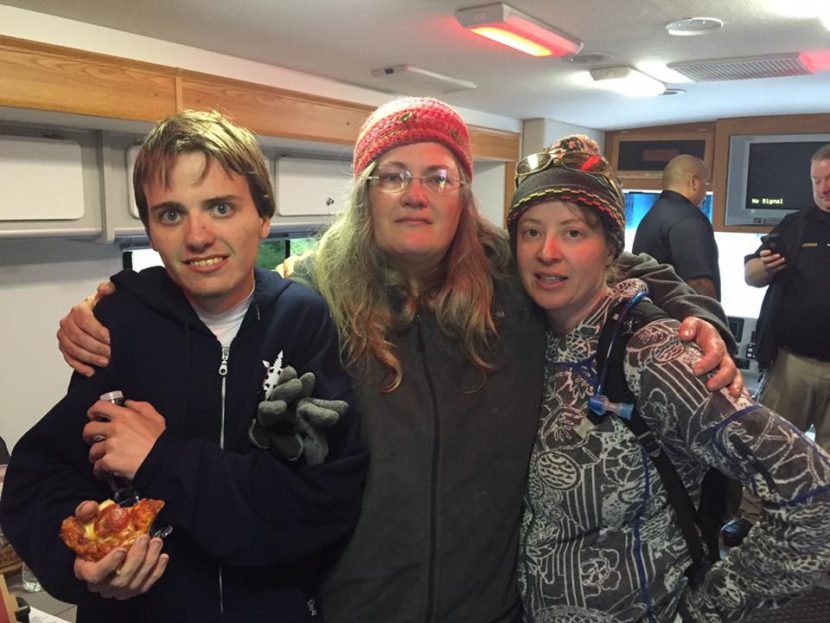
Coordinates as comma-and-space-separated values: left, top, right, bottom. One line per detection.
353, 97, 473, 180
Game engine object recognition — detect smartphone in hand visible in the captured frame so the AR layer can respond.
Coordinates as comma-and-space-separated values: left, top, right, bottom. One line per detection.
760, 233, 785, 258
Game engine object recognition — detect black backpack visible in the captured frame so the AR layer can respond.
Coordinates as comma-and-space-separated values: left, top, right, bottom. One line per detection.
591, 295, 726, 588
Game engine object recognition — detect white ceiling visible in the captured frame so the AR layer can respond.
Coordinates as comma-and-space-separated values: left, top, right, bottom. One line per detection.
3, 0, 829, 131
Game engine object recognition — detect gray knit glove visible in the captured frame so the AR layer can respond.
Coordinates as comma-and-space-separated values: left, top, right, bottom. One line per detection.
248, 366, 347, 465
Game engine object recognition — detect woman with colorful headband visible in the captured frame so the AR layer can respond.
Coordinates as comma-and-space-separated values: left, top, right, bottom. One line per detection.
509, 135, 830, 622
55, 99, 741, 621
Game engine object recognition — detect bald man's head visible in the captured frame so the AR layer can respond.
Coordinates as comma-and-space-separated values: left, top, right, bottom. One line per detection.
662, 155, 709, 207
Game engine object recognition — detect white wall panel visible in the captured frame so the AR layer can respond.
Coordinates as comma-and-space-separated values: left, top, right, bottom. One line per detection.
0, 239, 122, 450
472, 161, 507, 228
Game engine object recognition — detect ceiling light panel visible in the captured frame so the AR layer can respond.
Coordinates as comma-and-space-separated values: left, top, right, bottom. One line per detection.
589, 67, 666, 97
370, 65, 477, 93
456, 3, 582, 57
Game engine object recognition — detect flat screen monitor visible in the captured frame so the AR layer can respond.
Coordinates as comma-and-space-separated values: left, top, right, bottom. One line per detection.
624, 190, 712, 230
724, 133, 829, 226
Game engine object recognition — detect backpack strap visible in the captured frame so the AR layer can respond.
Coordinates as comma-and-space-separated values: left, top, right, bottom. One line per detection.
594, 297, 713, 587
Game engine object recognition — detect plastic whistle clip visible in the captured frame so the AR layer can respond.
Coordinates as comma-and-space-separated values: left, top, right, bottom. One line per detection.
588, 394, 634, 421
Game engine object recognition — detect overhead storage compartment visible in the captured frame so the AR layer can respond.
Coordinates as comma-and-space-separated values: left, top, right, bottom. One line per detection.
117, 148, 349, 242
274, 156, 352, 217
0, 126, 103, 239
0, 135, 85, 221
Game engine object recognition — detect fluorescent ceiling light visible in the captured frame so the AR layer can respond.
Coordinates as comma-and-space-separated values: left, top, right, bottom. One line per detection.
589, 67, 666, 96
455, 3, 582, 58
370, 65, 477, 93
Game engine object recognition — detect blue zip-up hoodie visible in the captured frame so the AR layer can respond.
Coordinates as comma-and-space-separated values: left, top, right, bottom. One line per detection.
0, 267, 367, 623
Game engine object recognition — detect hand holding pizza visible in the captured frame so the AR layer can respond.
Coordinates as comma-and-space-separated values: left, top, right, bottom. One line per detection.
63, 499, 169, 600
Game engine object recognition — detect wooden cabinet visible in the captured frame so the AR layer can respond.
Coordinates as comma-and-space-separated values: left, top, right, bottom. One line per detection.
0, 36, 176, 122
178, 70, 372, 146
0, 35, 520, 163
0, 124, 103, 239
0, 35, 521, 236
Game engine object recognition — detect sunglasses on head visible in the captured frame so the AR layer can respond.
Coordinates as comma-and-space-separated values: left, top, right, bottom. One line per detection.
514, 150, 624, 204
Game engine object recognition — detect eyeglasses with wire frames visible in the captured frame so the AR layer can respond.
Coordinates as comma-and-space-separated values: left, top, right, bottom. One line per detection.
514, 150, 624, 204
367, 168, 467, 195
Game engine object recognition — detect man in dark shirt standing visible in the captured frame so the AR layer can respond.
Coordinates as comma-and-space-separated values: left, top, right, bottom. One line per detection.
722, 143, 830, 547
633, 154, 720, 299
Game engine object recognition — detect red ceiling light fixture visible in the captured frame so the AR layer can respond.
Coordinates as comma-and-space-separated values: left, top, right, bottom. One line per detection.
455, 3, 582, 58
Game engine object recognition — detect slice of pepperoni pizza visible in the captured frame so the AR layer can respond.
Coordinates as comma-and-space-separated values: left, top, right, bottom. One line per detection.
60, 498, 165, 561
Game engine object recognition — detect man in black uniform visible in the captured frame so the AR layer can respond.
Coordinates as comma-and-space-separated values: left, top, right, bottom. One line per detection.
633, 154, 720, 299
722, 143, 830, 546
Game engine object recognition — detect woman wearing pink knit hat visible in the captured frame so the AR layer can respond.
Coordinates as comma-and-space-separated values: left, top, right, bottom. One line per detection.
55, 97, 741, 622
265, 98, 737, 622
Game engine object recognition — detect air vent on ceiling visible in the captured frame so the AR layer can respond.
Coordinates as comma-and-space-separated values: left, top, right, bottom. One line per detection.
668, 53, 813, 82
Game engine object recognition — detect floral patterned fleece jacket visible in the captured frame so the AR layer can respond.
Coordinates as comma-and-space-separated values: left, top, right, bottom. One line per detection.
518, 279, 830, 623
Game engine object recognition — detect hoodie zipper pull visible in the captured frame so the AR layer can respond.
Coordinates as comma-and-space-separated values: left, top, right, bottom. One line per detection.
218, 346, 230, 376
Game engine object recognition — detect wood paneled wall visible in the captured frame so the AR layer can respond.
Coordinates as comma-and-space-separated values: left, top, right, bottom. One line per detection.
607, 115, 830, 232
606, 122, 714, 191
711, 114, 830, 232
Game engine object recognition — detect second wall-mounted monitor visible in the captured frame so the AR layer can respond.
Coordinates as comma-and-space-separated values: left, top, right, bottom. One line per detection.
623, 190, 712, 230
724, 133, 830, 226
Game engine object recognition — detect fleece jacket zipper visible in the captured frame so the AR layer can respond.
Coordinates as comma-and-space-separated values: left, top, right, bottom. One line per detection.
416, 315, 442, 623
217, 344, 230, 620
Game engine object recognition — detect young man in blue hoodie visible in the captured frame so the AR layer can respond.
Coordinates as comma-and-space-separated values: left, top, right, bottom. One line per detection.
0, 110, 367, 622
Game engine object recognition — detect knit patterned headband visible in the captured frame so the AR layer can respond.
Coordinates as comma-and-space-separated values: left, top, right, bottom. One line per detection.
508, 135, 626, 256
